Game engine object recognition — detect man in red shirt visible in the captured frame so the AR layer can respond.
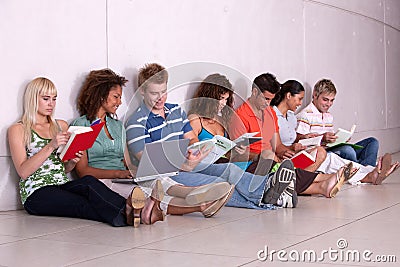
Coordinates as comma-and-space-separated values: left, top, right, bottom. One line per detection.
232, 73, 285, 166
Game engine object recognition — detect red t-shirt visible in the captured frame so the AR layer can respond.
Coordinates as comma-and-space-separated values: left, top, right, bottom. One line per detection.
231, 101, 279, 154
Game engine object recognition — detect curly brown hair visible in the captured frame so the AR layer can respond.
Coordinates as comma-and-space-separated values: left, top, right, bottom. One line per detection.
77, 69, 128, 122
188, 73, 234, 127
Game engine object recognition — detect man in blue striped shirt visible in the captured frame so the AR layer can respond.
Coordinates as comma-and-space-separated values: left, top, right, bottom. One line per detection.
125, 63, 296, 209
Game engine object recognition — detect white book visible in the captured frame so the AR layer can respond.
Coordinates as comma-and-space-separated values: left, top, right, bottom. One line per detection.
233, 132, 262, 147
299, 135, 323, 148
326, 125, 357, 148
188, 135, 236, 165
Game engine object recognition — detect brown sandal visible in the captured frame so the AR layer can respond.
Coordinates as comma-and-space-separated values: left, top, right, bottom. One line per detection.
329, 163, 352, 198
127, 187, 146, 227
141, 180, 165, 225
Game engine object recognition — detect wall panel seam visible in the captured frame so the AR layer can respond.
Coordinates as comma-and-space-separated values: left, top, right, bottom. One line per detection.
304, 0, 400, 32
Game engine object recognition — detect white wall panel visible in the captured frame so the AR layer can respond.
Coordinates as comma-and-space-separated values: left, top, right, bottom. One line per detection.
385, 0, 400, 30
385, 26, 400, 128
305, 2, 385, 133
0, 0, 107, 156
311, 0, 384, 22
0, 158, 22, 211
107, 0, 306, 121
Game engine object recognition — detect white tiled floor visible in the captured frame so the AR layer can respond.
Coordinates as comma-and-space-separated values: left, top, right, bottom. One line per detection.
0, 153, 399, 267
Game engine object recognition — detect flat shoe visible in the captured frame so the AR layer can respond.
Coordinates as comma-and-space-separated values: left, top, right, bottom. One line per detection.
202, 185, 235, 218
128, 187, 146, 227
185, 182, 231, 205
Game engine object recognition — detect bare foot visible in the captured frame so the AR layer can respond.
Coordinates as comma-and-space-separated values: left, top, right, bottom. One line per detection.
375, 161, 400, 185
360, 168, 379, 184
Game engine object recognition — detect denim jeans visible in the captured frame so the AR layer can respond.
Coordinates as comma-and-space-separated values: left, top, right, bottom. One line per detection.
172, 163, 275, 210
329, 137, 379, 166
24, 175, 127, 226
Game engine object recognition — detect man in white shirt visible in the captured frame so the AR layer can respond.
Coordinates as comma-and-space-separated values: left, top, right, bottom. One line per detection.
296, 79, 379, 167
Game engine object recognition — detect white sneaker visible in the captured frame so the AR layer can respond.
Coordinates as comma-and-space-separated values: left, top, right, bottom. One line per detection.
277, 179, 297, 208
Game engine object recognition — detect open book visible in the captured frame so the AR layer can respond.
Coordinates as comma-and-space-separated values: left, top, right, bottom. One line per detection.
298, 135, 323, 148
233, 132, 262, 147
290, 148, 317, 169
57, 121, 105, 161
325, 125, 363, 149
187, 135, 236, 165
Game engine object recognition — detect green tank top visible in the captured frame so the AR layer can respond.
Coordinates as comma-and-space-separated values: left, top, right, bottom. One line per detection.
19, 130, 69, 204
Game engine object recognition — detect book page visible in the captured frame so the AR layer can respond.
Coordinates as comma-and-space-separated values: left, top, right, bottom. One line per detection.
57, 126, 93, 154
67, 126, 93, 134
233, 132, 261, 146
201, 135, 236, 165
58, 121, 104, 161
187, 139, 215, 156
326, 125, 356, 147
299, 135, 323, 147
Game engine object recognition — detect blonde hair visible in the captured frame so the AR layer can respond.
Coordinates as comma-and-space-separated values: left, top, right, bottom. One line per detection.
21, 77, 58, 147
313, 79, 336, 98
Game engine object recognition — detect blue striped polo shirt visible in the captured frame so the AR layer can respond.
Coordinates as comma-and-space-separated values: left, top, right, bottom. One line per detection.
125, 102, 193, 155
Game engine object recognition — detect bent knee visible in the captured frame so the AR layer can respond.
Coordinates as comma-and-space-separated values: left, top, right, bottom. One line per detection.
316, 146, 327, 161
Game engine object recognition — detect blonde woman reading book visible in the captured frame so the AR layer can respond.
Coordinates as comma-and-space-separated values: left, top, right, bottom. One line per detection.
72, 69, 233, 220
7, 77, 152, 227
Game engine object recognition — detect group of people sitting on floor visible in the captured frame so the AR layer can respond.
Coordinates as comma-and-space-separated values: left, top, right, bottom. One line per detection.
8, 63, 399, 227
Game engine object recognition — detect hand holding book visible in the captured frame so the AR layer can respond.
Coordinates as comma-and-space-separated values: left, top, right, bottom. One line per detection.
322, 132, 338, 144
57, 120, 105, 161
290, 147, 318, 169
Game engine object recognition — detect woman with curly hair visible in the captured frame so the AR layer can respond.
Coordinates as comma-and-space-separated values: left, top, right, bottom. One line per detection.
72, 69, 233, 222
188, 73, 247, 164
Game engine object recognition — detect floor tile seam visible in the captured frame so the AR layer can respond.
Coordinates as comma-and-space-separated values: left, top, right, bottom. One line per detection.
63, 248, 140, 267
134, 247, 254, 259
238, 257, 377, 267
238, 202, 400, 266
132, 212, 282, 248
0, 212, 271, 249
0, 214, 102, 225
65, 247, 252, 266
275, 202, 400, 250
0, 222, 101, 242
0, 235, 59, 248
0, 234, 132, 251
0, 233, 32, 246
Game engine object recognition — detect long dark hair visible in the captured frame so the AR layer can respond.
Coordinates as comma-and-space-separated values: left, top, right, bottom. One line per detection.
189, 73, 234, 127
271, 80, 304, 106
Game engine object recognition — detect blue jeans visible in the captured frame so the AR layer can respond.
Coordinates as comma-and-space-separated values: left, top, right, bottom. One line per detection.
24, 175, 127, 226
329, 137, 379, 166
172, 163, 275, 210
